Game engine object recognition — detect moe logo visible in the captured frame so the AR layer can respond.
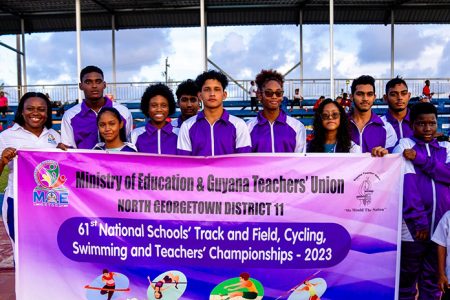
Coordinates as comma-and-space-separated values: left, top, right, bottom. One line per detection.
33, 160, 69, 207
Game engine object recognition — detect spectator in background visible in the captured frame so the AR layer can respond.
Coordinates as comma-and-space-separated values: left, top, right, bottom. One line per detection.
290, 88, 304, 112
173, 79, 200, 130
313, 96, 325, 111
248, 80, 258, 112
0, 91, 8, 118
340, 92, 352, 112
422, 80, 434, 101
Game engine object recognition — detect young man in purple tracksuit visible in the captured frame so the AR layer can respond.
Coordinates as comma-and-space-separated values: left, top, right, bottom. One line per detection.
60, 65, 133, 149
177, 70, 251, 156
394, 102, 450, 300
381, 76, 413, 140
246, 69, 306, 153
349, 75, 397, 156
172, 79, 201, 130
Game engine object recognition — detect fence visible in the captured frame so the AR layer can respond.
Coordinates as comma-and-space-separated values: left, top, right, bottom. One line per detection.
2, 78, 450, 104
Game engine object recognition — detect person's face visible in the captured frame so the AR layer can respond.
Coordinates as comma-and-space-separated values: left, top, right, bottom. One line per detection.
198, 79, 227, 110
79, 72, 106, 101
149, 95, 169, 126
98, 111, 123, 143
321, 103, 341, 132
413, 113, 437, 143
385, 83, 410, 113
178, 94, 200, 119
22, 97, 48, 131
352, 84, 375, 113
260, 80, 283, 111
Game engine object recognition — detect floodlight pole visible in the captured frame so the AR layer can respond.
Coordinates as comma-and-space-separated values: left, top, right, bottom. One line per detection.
76, 0, 82, 103
329, 0, 335, 99
16, 35, 22, 99
391, 10, 395, 78
200, 0, 207, 71
21, 19, 27, 93
299, 10, 304, 96
112, 15, 117, 97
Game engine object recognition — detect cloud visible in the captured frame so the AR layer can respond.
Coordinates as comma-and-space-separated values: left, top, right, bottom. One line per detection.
208, 26, 297, 79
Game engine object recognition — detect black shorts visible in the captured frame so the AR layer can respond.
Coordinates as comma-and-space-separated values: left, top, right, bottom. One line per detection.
242, 291, 258, 299
0, 106, 7, 113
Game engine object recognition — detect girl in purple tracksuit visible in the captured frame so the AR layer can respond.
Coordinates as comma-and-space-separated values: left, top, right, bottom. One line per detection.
131, 83, 178, 154
393, 102, 450, 300
93, 107, 137, 152
246, 69, 306, 153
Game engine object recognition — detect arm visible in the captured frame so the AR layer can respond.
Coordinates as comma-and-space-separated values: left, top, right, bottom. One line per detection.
384, 122, 398, 153
437, 245, 448, 292
125, 110, 133, 141
60, 113, 76, 149
235, 119, 252, 153
224, 282, 244, 290
403, 172, 429, 240
295, 123, 306, 153
0, 147, 16, 176
177, 122, 192, 156
409, 144, 450, 185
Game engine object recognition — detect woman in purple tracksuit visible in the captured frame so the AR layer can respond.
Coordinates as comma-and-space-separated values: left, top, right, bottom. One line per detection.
394, 102, 450, 300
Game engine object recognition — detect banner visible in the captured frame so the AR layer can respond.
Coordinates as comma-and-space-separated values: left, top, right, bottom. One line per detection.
16, 150, 403, 300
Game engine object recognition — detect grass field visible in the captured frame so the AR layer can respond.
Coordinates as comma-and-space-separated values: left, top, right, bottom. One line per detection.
0, 166, 8, 192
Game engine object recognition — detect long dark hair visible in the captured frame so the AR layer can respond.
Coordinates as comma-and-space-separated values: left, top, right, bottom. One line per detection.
14, 92, 53, 129
96, 107, 127, 142
307, 99, 352, 153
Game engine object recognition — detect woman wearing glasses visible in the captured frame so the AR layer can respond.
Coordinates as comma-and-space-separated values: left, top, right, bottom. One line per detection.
247, 69, 306, 153
307, 98, 361, 153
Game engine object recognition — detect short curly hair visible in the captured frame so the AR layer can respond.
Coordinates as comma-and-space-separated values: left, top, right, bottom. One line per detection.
176, 79, 199, 101
195, 70, 228, 90
140, 83, 176, 118
254, 69, 284, 91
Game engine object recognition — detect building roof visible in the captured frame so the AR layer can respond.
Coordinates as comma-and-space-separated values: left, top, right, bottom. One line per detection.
1, 0, 449, 35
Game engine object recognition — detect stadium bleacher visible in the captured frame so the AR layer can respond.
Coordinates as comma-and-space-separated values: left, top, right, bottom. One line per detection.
1, 98, 449, 137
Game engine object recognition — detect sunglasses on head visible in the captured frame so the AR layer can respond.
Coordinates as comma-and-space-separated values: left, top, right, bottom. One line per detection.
179, 96, 198, 103
321, 112, 340, 120
263, 90, 284, 97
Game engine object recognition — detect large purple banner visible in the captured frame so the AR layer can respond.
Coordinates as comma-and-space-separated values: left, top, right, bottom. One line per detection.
16, 150, 402, 300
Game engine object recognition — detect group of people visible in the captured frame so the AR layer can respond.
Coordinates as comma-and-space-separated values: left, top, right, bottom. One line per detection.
0, 65, 448, 299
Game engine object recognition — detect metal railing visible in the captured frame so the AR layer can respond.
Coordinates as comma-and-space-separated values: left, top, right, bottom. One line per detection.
2, 78, 450, 104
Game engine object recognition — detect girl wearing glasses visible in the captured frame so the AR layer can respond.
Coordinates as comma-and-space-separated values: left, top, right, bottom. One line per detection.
247, 69, 306, 153
131, 83, 178, 154
307, 98, 361, 153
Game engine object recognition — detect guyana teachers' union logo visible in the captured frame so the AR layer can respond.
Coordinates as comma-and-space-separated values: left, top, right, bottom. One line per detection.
33, 160, 69, 207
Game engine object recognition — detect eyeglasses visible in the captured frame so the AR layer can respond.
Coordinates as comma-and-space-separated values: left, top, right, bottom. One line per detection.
263, 90, 284, 98
180, 96, 198, 103
320, 112, 340, 120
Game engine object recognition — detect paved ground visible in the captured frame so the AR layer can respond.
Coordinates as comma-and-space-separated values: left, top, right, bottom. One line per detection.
0, 218, 15, 300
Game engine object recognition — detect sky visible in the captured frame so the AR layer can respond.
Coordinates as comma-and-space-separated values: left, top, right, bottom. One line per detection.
1, 23, 450, 100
